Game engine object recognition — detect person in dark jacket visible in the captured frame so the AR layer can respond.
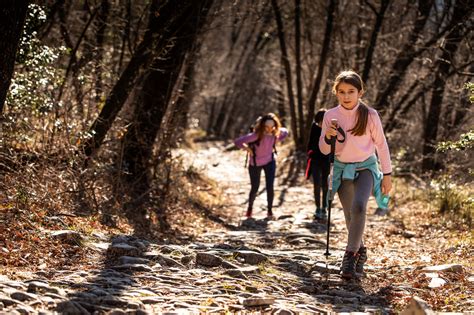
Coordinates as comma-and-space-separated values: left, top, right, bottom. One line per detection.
306, 109, 330, 220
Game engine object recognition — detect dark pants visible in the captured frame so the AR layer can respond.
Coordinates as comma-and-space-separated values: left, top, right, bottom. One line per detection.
248, 160, 276, 212
311, 160, 329, 209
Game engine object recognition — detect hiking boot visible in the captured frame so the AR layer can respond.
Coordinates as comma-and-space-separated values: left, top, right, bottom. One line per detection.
341, 251, 359, 279
246, 208, 252, 218
355, 246, 367, 274
314, 207, 327, 220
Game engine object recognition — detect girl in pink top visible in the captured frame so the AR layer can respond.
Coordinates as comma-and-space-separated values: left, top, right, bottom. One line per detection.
319, 70, 392, 279
234, 113, 289, 219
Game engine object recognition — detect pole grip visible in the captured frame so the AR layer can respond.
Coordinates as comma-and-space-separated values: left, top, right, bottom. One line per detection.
329, 117, 337, 163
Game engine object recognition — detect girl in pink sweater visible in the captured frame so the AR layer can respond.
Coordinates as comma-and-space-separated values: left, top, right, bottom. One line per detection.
234, 113, 289, 219
319, 70, 392, 279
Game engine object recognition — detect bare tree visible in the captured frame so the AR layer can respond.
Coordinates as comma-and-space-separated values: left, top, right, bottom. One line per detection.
374, 0, 434, 111
304, 0, 337, 147
0, 0, 29, 115
82, 1, 196, 157
94, 0, 110, 103
361, 0, 390, 83
119, 0, 214, 196
294, 0, 304, 144
271, 0, 298, 145
422, 0, 473, 171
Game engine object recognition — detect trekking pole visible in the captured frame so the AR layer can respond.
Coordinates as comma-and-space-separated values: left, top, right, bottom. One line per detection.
324, 119, 337, 257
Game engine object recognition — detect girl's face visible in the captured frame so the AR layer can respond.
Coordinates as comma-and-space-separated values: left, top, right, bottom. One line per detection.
264, 119, 276, 134
336, 82, 362, 110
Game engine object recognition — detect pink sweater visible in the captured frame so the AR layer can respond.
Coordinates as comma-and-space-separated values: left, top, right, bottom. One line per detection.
234, 128, 289, 166
318, 103, 392, 174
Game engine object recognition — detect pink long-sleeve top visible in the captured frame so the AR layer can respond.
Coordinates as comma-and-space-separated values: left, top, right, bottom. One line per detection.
318, 103, 392, 174
234, 128, 289, 166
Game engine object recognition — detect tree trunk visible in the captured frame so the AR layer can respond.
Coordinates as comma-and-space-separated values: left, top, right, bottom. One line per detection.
166, 41, 203, 148
120, 0, 214, 194
277, 56, 288, 127
271, 0, 298, 145
361, 0, 390, 83
95, 0, 110, 103
117, 0, 131, 75
304, 0, 337, 147
0, 0, 29, 115
82, 1, 194, 157
294, 0, 304, 145
422, 0, 471, 171
374, 0, 433, 110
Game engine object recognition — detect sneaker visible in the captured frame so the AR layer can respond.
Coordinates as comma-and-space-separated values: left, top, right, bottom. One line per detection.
267, 210, 274, 219
320, 207, 328, 220
314, 207, 327, 220
355, 247, 367, 274
341, 251, 359, 279
374, 207, 389, 216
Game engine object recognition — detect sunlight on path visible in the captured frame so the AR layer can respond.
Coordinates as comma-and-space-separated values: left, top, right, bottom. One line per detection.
179, 141, 350, 237
179, 141, 383, 251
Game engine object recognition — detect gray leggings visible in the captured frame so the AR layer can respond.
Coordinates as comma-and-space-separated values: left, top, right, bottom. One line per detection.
337, 170, 373, 252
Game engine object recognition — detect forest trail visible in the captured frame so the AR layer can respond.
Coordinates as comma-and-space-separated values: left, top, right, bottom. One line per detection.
0, 141, 472, 314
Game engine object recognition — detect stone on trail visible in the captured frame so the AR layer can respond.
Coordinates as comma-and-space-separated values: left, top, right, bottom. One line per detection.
118, 256, 150, 265
156, 254, 186, 269
221, 260, 239, 269
400, 296, 435, 315
428, 277, 447, 288
0, 294, 17, 307
421, 264, 464, 273
56, 300, 91, 315
108, 243, 141, 257
196, 252, 223, 267
111, 264, 153, 272
273, 309, 294, 315
240, 295, 275, 307
10, 291, 38, 302
309, 262, 341, 274
235, 250, 268, 265
50, 230, 83, 244
225, 266, 260, 279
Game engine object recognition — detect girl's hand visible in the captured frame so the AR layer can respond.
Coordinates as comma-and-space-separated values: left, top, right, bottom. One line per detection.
245, 146, 254, 156
381, 175, 392, 195
325, 124, 338, 139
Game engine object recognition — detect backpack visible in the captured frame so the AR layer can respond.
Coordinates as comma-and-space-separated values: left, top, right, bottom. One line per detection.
244, 135, 277, 168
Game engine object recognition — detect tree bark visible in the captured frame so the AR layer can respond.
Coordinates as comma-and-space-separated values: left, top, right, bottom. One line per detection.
422, 0, 472, 171
374, 0, 433, 110
120, 0, 214, 194
162, 41, 203, 150
271, 0, 298, 145
294, 0, 304, 144
0, 0, 29, 115
95, 0, 110, 103
304, 0, 337, 147
361, 0, 390, 83
82, 1, 194, 157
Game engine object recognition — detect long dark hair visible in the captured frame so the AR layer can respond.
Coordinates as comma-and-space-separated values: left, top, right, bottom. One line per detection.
332, 70, 368, 136
314, 109, 327, 125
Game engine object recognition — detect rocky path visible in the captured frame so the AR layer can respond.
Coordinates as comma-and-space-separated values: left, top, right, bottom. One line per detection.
0, 141, 471, 314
